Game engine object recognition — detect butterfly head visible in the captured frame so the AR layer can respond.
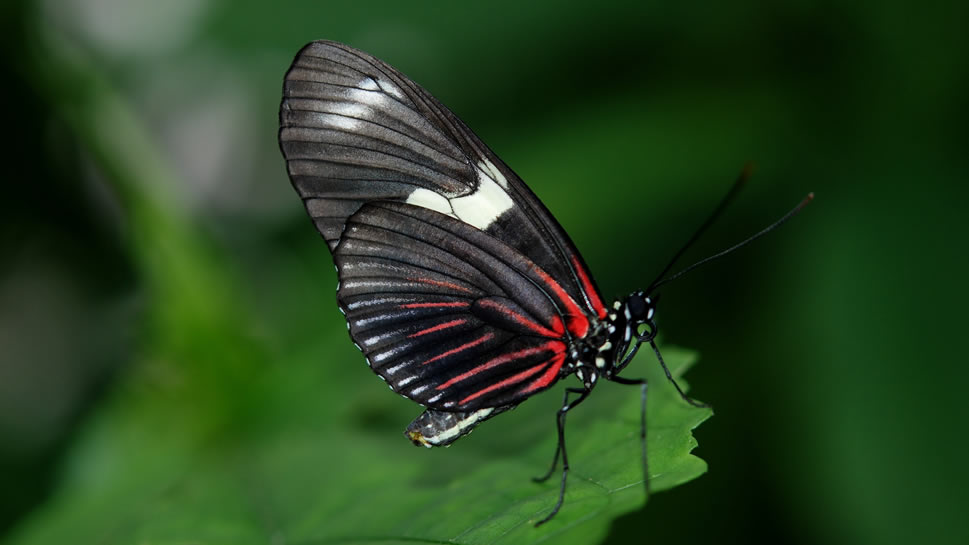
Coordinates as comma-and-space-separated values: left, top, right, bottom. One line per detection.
626, 291, 657, 328
600, 290, 659, 378
625, 290, 659, 347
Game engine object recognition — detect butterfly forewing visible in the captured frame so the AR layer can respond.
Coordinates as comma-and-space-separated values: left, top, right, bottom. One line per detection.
279, 40, 608, 323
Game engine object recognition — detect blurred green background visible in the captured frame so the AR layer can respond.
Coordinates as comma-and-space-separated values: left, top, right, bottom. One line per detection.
2, 0, 968, 543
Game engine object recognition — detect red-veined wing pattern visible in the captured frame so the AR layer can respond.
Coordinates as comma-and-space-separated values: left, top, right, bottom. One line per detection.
336, 201, 594, 410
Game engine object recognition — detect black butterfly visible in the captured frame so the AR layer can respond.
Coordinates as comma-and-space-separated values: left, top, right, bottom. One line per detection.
278, 40, 810, 525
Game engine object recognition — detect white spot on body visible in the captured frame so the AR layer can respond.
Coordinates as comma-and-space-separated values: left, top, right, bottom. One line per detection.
410, 385, 428, 395
595, 357, 605, 368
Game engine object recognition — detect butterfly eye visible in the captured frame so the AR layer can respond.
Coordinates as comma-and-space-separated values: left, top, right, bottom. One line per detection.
626, 293, 648, 320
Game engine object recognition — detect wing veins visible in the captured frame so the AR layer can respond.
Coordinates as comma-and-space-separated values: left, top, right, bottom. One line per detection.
366, 205, 576, 340
283, 136, 465, 184
280, 111, 467, 166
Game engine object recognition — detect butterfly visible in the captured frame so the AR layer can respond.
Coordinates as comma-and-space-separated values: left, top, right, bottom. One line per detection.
278, 40, 811, 525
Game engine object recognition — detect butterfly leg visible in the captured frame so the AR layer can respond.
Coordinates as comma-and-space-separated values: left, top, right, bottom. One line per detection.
534, 387, 590, 527
649, 340, 710, 409
532, 387, 589, 482
612, 376, 650, 497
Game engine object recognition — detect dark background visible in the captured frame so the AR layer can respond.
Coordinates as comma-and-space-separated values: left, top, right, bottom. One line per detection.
2, 1, 967, 543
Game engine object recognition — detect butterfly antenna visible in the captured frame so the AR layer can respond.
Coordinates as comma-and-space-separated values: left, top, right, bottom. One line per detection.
646, 164, 752, 294
651, 192, 814, 291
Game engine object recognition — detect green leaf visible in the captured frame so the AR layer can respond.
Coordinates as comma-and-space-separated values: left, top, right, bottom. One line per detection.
10, 31, 712, 545
9, 339, 709, 545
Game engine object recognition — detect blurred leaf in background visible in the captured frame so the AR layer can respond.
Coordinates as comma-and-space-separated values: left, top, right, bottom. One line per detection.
2, 0, 968, 544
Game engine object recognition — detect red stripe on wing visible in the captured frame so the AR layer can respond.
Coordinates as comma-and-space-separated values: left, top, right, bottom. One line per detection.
435, 340, 565, 391
422, 332, 496, 365
408, 318, 466, 338
531, 266, 590, 338
476, 299, 563, 338
459, 364, 548, 405
549, 316, 565, 336
523, 351, 566, 393
571, 255, 607, 319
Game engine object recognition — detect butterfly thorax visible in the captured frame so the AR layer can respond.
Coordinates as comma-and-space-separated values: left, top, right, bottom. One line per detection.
566, 302, 628, 389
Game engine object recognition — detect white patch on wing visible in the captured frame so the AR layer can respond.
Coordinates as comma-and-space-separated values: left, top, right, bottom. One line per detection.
361, 329, 399, 347
383, 359, 409, 373
346, 86, 386, 106
332, 101, 369, 119
377, 78, 404, 100
404, 161, 514, 231
318, 113, 360, 130
352, 314, 385, 328
479, 157, 509, 189
450, 172, 513, 230
406, 188, 453, 215
346, 296, 402, 311
318, 79, 391, 131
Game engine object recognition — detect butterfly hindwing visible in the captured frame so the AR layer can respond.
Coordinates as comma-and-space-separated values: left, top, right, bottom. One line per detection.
279, 40, 608, 322
336, 202, 573, 410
